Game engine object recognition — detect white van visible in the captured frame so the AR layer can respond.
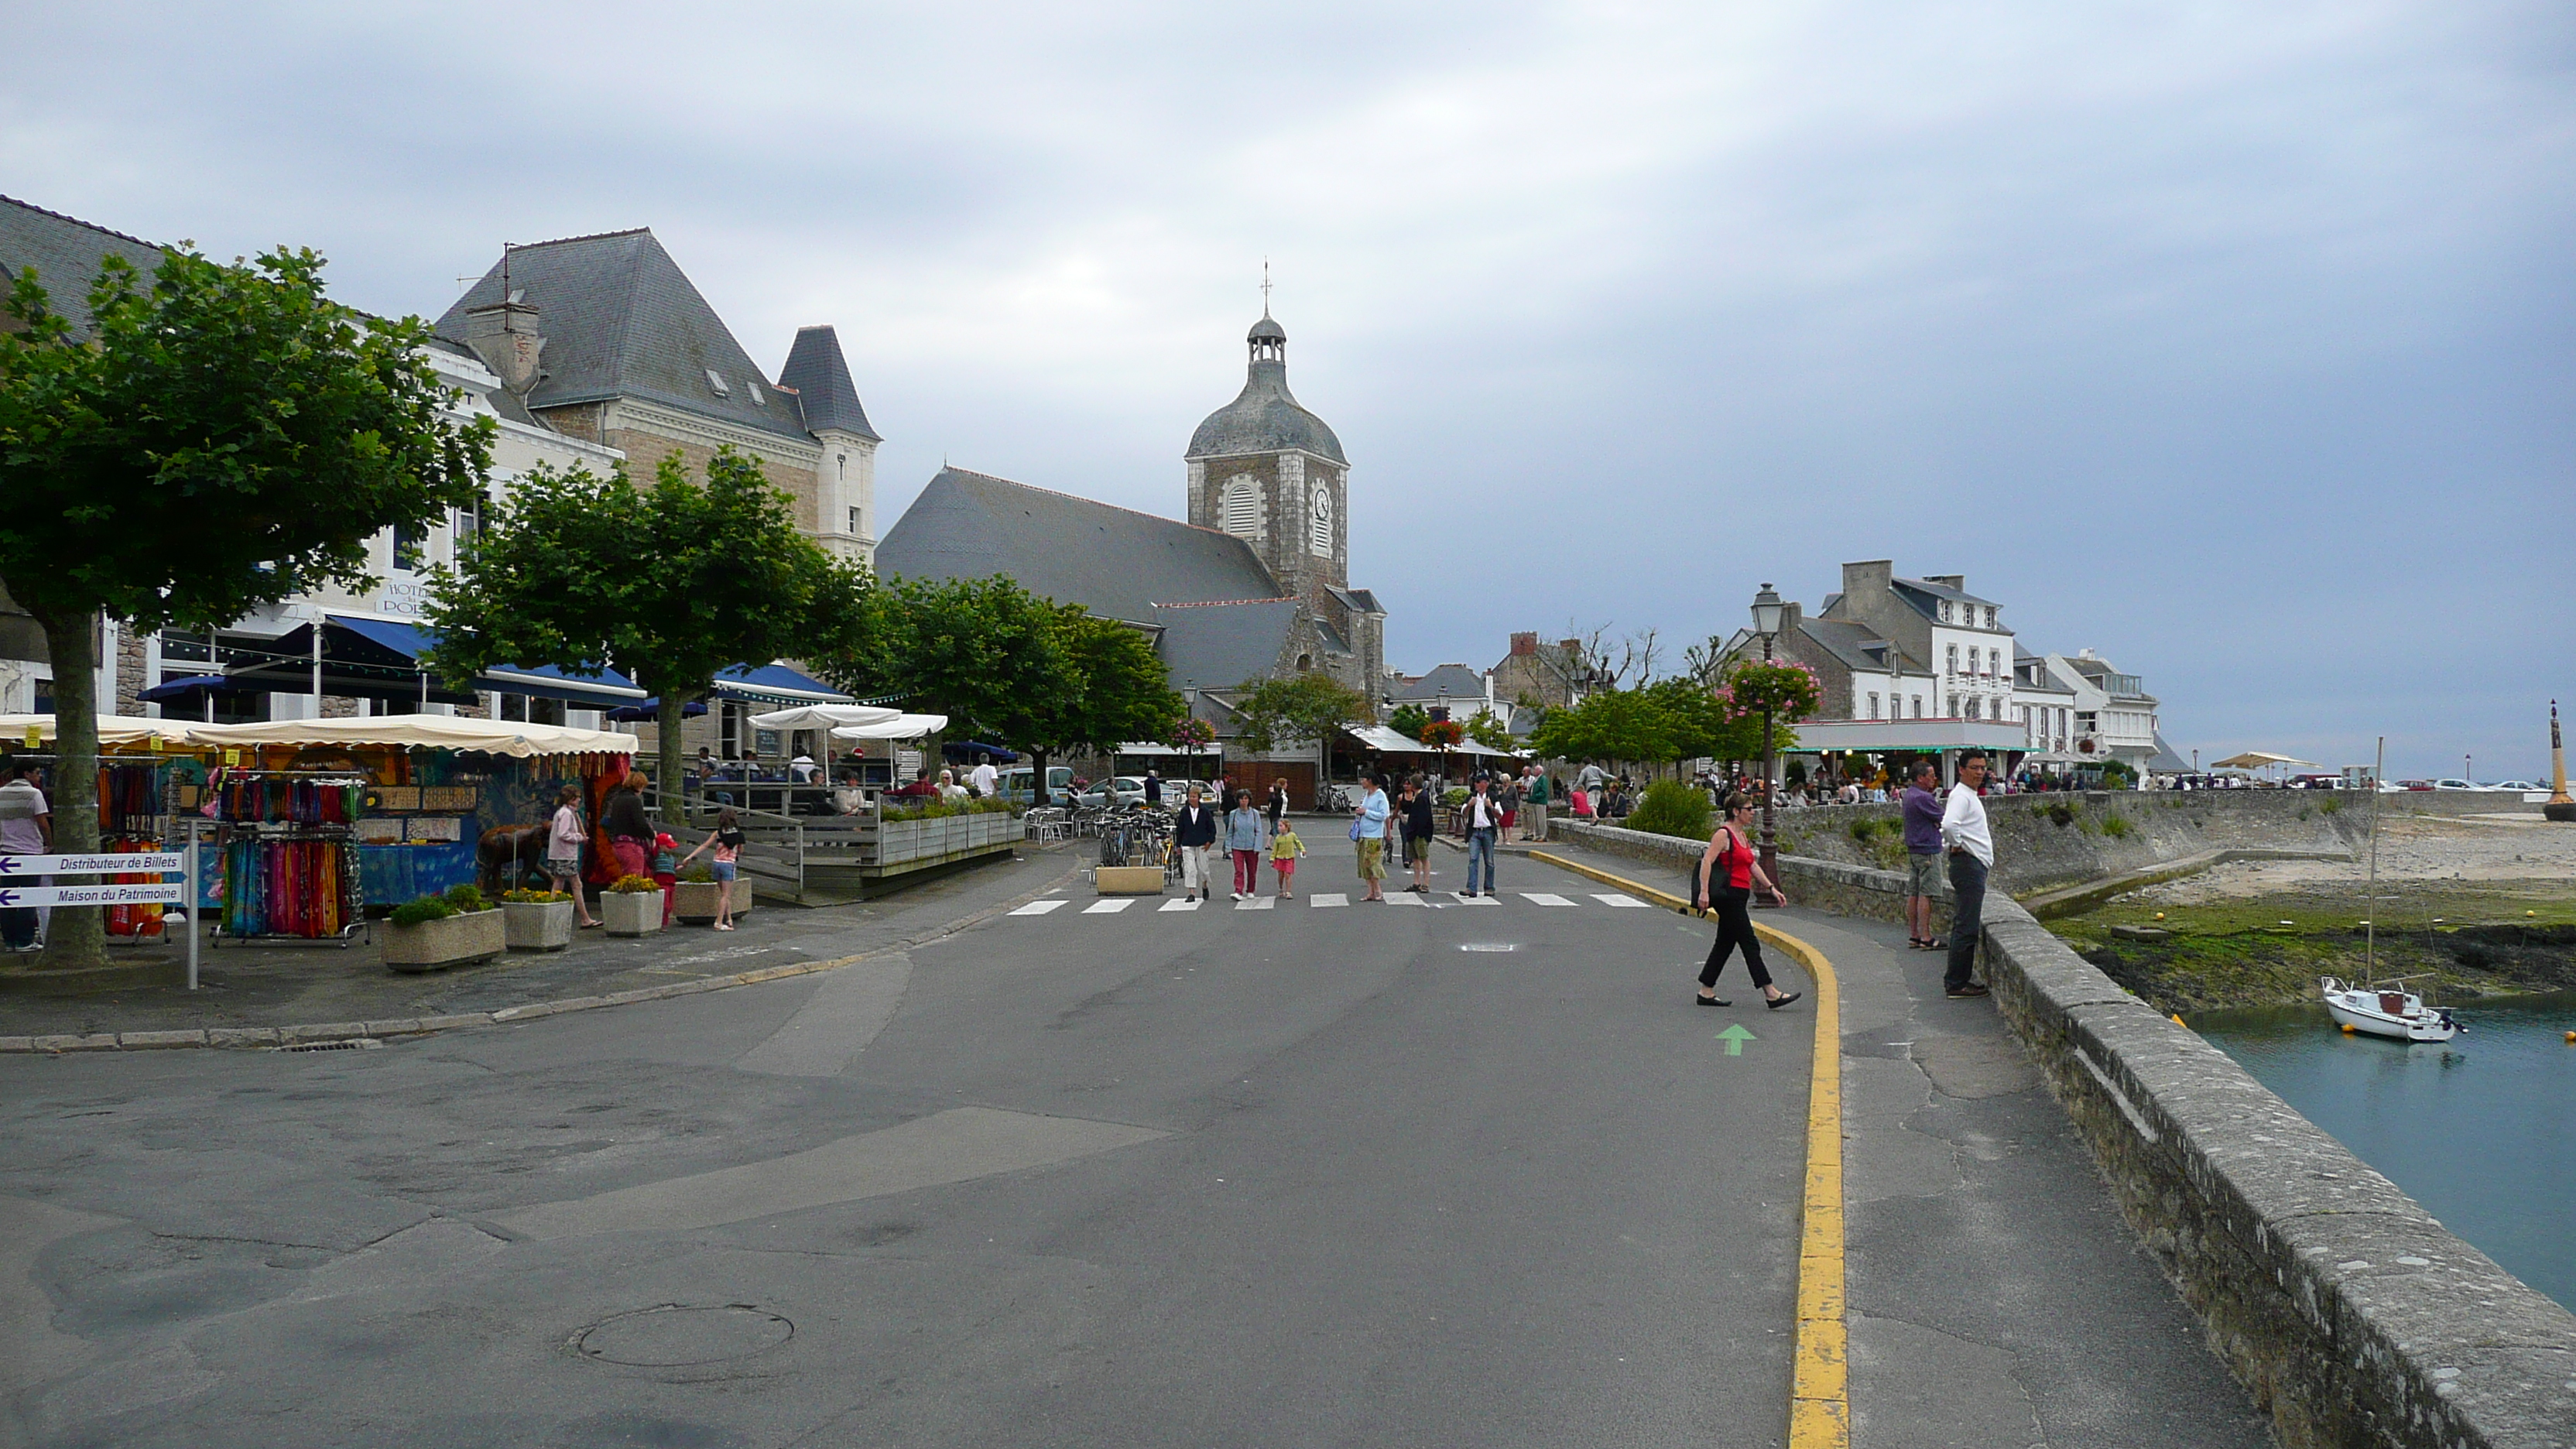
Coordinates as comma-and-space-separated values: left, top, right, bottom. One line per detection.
997, 765, 1074, 805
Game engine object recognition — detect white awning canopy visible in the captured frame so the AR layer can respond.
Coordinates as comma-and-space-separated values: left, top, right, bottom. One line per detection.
0, 714, 200, 748
2208, 751, 2316, 769
183, 715, 635, 759
748, 704, 905, 732
830, 713, 950, 741
1345, 724, 1516, 757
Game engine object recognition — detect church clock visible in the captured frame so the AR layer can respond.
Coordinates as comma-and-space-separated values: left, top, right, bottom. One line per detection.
1307, 485, 1332, 557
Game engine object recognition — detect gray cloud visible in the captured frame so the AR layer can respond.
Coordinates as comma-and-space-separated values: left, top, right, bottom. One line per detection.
5, 1, 2570, 775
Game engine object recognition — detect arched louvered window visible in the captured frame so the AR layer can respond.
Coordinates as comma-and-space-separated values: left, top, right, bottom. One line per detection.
1307, 484, 1332, 556
1221, 475, 1260, 537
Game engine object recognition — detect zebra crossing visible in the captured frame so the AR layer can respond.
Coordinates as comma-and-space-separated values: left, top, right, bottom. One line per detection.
1006, 889, 1656, 918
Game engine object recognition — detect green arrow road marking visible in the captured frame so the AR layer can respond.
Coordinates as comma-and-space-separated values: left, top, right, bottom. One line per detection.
1717, 1024, 1756, 1056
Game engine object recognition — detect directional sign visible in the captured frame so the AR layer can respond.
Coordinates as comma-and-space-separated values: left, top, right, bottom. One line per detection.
1716, 1024, 1757, 1057
0, 882, 188, 908
0, 852, 187, 875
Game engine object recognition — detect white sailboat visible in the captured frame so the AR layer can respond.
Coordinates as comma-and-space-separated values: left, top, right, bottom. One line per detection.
2319, 976, 2461, 1043
2323, 737, 2462, 1043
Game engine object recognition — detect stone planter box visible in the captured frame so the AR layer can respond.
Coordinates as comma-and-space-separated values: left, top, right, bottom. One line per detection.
860, 810, 1019, 867
382, 909, 505, 974
670, 880, 753, 923
1094, 865, 1165, 896
502, 899, 576, 951
601, 889, 663, 937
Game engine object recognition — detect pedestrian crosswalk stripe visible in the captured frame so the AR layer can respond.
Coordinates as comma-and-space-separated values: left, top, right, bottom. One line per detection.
1386, 892, 1429, 906
1591, 892, 1652, 908
1235, 895, 1274, 910
1011, 899, 1069, 916
1451, 892, 1499, 906
1520, 892, 1575, 906
1158, 897, 1199, 912
1311, 892, 1348, 908
1083, 897, 1134, 914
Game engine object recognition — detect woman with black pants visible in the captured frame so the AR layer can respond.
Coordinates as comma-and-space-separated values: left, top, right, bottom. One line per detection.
1694, 793, 1801, 1009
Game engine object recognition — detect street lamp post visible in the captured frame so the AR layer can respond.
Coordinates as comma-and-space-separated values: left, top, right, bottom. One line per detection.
1750, 583, 1786, 903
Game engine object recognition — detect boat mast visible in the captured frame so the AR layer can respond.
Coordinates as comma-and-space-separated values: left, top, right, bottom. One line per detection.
2365, 735, 2382, 982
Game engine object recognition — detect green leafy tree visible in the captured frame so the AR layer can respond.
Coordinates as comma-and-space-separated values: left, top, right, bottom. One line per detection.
427, 450, 864, 827
0, 248, 492, 968
1231, 673, 1372, 787
1464, 707, 1515, 752
1386, 703, 1431, 740
1529, 687, 1671, 769
1016, 607, 1185, 796
812, 573, 1081, 789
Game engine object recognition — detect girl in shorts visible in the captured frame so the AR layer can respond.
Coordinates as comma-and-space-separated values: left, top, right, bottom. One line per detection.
1269, 819, 1307, 899
680, 807, 749, 930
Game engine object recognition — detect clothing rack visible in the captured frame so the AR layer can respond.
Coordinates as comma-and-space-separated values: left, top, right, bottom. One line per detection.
207, 770, 370, 945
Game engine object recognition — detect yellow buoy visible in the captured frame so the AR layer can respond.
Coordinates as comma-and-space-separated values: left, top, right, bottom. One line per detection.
2154, 912, 2167, 920
2170, 1013, 2187, 1027
2342, 1023, 2358, 1034
2566, 1030, 2574, 1043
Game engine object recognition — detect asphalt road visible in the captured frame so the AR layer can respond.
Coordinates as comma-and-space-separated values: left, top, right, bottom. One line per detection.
2, 841, 1821, 1448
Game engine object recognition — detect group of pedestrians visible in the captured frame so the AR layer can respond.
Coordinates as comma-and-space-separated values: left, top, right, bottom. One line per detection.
1169, 783, 1308, 902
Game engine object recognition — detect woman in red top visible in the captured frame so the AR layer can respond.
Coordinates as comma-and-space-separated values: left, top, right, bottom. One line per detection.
1692, 793, 1800, 1009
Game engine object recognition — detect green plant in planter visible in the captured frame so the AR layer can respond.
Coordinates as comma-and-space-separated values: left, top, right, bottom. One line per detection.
1625, 780, 1712, 841
499, 889, 570, 904
389, 896, 454, 927
678, 865, 715, 884
442, 883, 489, 913
606, 874, 661, 894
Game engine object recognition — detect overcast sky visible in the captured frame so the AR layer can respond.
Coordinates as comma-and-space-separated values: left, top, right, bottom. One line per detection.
7, 2, 2571, 776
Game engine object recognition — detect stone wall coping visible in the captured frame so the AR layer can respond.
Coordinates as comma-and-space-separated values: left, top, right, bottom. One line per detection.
1557, 813, 2576, 1446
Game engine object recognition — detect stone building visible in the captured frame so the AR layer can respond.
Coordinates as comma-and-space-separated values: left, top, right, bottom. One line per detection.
436, 229, 882, 567
1488, 632, 1599, 711
877, 311, 1389, 720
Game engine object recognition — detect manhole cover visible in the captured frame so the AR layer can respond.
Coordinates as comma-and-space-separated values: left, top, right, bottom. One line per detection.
574, 1304, 794, 1366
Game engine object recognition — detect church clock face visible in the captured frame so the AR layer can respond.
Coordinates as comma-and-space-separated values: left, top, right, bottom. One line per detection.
1308, 485, 1332, 556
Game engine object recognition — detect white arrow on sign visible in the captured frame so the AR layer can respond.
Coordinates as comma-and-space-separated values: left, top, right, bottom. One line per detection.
0, 882, 188, 908
0, 852, 187, 875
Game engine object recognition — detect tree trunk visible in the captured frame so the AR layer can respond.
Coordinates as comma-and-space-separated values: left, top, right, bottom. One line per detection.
33, 606, 105, 970
1027, 748, 1049, 806
655, 688, 692, 831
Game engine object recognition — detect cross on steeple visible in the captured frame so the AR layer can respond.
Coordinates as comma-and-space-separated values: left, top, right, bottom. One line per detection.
1260, 259, 1273, 317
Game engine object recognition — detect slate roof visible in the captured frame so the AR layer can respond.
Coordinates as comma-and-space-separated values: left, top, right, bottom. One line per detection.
434, 228, 809, 442
875, 467, 1284, 625
1892, 575, 1995, 611
0, 194, 166, 337
1325, 585, 1384, 615
1797, 617, 1918, 675
1150, 599, 1299, 691
777, 325, 879, 440
1187, 317, 1347, 464
1393, 663, 1488, 701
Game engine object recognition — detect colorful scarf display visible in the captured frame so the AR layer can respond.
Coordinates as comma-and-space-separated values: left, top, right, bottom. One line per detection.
221, 838, 358, 939
217, 776, 363, 825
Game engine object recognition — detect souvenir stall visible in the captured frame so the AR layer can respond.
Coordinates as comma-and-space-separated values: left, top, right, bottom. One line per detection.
0, 714, 203, 944
185, 717, 634, 925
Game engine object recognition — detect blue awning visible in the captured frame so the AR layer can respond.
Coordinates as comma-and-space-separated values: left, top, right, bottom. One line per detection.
711, 663, 850, 706
324, 614, 644, 708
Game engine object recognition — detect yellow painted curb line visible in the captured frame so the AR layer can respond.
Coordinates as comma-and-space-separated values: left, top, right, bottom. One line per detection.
1530, 850, 1849, 1448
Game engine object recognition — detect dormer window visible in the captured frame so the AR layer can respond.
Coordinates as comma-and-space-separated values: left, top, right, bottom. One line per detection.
748, 382, 766, 407
704, 368, 731, 398
1939, 601, 1952, 622
1983, 606, 1996, 628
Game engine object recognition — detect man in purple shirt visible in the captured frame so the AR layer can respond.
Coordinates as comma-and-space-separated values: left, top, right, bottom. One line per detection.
1900, 759, 1945, 950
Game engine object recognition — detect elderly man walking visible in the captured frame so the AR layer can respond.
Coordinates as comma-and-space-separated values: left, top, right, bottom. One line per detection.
1941, 752, 1995, 999
1519, 764, 1550, 842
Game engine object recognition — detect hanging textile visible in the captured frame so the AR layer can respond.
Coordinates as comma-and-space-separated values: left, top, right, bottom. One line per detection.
221, 837, 358, 939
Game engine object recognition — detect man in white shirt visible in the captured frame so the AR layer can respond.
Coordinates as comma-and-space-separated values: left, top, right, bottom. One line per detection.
1938, 752, 1995, 998
968, 755, 999, 800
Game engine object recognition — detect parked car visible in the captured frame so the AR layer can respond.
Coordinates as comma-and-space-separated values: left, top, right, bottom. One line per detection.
1071, 776, 1149, 809
2393, 779, 2435, 792
2290, 773, 2343, 790
996, 765, 1075, 805
2433, 778, 2477, 791
2489, 779, 2541, 793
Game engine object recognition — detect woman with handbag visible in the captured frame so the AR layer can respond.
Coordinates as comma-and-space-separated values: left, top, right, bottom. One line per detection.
1692, 793, 1800, 1009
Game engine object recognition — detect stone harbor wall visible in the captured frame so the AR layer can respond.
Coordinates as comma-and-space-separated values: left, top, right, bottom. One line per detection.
1549, 815, 2576, 1448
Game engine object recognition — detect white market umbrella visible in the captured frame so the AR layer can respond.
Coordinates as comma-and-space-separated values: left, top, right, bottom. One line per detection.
748, 703, 904, 786
829, 713, 948, 741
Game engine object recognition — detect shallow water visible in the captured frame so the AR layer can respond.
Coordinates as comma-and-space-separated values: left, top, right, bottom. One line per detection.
2194, 992, 2576, 1311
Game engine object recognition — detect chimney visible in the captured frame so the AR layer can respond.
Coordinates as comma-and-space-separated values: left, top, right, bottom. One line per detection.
1842, 559, 1892, 600
463, 297, 546, 396
1510, 631, 1536, 656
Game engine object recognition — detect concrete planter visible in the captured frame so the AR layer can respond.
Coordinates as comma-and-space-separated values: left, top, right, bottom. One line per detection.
382, 909, 505, 974
670, 880, 752, 923
502, 899, 575, 951
601, 889, 663, 937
